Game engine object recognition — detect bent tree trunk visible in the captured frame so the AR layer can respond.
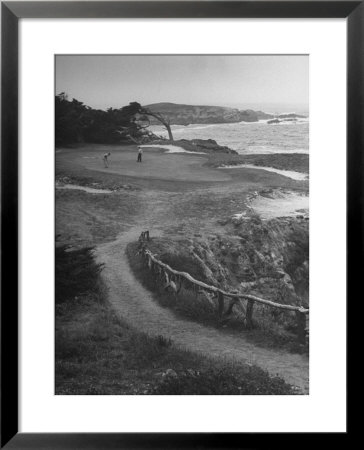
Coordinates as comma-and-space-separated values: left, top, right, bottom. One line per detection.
140, 108, 174, 141
165, 123, 174, 141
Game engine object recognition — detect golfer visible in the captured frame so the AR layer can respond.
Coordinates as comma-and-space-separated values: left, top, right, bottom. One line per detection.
137, 147, 143, 163
103, 152, 111, 168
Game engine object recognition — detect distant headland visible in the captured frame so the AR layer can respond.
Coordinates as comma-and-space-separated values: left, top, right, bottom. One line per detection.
142, 102, 306, 126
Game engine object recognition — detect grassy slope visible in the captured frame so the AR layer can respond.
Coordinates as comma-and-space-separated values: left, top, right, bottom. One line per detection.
55, 246, 294, 395
56, 189, 141, 248
126, 239, 307, 354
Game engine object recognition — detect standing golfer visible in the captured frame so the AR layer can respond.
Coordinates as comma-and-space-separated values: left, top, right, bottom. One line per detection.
137, 147, 143, 163
103, 152, 111, 168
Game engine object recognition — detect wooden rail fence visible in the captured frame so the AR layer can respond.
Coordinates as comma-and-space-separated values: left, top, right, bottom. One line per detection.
137, 231, 309, 344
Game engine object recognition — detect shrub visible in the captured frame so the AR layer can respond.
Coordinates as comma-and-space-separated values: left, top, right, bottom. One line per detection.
55, 245, 104, 304
149, 367, 293, 395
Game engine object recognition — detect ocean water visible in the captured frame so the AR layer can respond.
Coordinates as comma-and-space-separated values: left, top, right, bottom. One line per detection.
149, 119, 309, 155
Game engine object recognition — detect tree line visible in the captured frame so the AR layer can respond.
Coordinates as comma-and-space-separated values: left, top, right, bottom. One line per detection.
55, 93, 173, 146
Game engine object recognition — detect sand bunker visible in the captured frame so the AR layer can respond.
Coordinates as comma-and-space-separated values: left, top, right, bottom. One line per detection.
251, 191, 309, 219
140, 144, 206, 154
56, 183, 112, 194
220, 164, 308, 181
234, 191, 309, 220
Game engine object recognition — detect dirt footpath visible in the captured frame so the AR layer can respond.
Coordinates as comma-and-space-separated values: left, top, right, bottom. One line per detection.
95, 227, 309, 393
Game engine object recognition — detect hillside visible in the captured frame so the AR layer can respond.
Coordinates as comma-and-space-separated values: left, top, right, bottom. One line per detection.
142, 102, 274, 125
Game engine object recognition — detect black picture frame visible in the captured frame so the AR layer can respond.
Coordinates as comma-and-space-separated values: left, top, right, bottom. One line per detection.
1, 1, 359, 448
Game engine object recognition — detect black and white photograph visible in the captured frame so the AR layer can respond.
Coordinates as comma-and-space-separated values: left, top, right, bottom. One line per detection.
55, 55, 309, 396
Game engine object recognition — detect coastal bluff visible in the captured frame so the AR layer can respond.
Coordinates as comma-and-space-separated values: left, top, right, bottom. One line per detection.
142, 102, 273, 125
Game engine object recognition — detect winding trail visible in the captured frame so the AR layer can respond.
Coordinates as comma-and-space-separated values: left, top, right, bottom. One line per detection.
95, 216, 309, 393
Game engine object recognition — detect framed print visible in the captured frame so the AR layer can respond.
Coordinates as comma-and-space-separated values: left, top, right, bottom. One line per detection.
1, 1, 359, 447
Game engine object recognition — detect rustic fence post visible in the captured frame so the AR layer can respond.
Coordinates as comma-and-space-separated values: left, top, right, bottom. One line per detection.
296, 310, 307, 344
246, 299, 254, 329
224, 298, 234, 318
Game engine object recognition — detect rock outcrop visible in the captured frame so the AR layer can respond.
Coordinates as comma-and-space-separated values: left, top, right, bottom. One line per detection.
151, 138, 238, 154
277, 113, 306, 119
148, 215, 309, 308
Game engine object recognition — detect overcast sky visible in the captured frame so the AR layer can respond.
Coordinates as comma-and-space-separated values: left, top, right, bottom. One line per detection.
56, 55, 308, 111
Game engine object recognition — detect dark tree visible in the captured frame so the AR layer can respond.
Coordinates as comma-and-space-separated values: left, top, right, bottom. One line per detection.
55, 96, 169, 146
138, 107, 174, 141
55, 93, 91, 145
55, 96, 148, 146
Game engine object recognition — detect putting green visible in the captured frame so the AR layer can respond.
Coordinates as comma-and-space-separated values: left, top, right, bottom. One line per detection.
57, 146, 231, 182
